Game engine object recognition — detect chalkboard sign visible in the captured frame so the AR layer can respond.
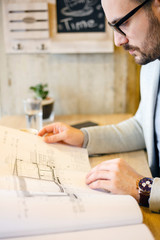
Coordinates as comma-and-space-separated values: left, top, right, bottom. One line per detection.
56, 0, 106, 33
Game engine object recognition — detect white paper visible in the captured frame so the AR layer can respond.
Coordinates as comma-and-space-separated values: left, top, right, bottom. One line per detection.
0, 191, 143, 239
4, 224, 154, 240
0, 125, 90, 187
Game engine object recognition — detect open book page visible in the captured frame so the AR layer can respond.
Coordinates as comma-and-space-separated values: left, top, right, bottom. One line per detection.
0, 175, 92, 196
0, 190, 143, 239
0, 125, 90, 188
4, 224, 154, 240
0, 125, 152, 239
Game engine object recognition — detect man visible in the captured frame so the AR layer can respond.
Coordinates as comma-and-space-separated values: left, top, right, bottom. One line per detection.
39, 0, 160, 213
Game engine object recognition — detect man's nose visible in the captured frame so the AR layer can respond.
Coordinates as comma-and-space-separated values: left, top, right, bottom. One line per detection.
114, 31, 129, 47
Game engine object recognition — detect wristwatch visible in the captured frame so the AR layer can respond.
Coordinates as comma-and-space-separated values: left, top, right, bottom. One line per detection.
137, 177, 153, 207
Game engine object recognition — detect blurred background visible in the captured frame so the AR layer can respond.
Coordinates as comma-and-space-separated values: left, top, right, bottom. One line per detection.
0, 0, 140, 118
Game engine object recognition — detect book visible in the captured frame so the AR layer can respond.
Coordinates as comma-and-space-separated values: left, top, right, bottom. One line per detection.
0, 125, 154, 240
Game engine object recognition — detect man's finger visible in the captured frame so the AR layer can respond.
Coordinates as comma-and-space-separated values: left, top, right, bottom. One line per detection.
86, 170, 112, 185
44, 131, 66, 143
88, 179, 111, 192
86, 158, 123, 178
38, 123, 60, 136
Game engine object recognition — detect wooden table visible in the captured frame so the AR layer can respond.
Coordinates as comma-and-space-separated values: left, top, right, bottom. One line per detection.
0, 114, 159, 239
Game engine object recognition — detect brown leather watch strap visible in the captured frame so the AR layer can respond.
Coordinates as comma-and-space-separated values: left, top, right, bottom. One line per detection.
139, 192, 150, 207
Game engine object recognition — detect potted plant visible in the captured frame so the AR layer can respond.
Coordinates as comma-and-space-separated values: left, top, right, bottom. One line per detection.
29, 83, 54, 120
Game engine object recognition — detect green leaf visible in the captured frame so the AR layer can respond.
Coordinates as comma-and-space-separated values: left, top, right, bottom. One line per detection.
29, 84, 49, 99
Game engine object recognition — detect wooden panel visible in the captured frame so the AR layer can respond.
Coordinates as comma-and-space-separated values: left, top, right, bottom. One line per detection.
10, 31, 49, 39
51, 31, 109, 41
4, 1, 49, 41
8, 12, 48, 21
126, 54, 141, 114
9, 21, 49, 30
8, 2, 48, 11
46, 40, 113, 54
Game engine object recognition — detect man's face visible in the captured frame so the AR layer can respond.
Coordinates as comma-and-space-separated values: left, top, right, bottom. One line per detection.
102, 0, 160, 65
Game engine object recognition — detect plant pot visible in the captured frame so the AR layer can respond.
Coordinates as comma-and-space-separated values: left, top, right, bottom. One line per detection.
42, 98, 54, 120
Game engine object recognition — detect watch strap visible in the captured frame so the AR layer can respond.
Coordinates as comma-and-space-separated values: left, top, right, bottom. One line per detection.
137, 177, 153, 207
139, 192, 150, 207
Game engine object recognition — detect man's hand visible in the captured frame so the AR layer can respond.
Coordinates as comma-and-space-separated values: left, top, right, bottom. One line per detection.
38, 122, 84, 147
86, 158, 143, 201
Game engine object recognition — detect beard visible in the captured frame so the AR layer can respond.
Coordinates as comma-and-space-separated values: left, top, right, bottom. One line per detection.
123, 11, 160, 65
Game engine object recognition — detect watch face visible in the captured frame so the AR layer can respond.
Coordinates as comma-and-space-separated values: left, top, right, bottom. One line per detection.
139, 177, 153, 193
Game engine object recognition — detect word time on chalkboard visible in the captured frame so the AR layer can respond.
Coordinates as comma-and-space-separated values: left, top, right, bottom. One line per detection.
56, 0, 106, 33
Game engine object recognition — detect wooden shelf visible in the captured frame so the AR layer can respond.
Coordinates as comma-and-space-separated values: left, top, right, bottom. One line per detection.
2, 0, 114, 54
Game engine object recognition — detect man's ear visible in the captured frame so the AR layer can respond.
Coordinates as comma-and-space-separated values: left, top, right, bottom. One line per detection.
153, 0, 160, 7
152, 0, 160, 19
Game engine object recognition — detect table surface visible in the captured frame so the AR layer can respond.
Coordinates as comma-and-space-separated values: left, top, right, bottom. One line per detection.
0, 114, 159, 239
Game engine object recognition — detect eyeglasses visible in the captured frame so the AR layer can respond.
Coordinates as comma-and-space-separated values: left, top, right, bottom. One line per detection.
108, 0, 152, 36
